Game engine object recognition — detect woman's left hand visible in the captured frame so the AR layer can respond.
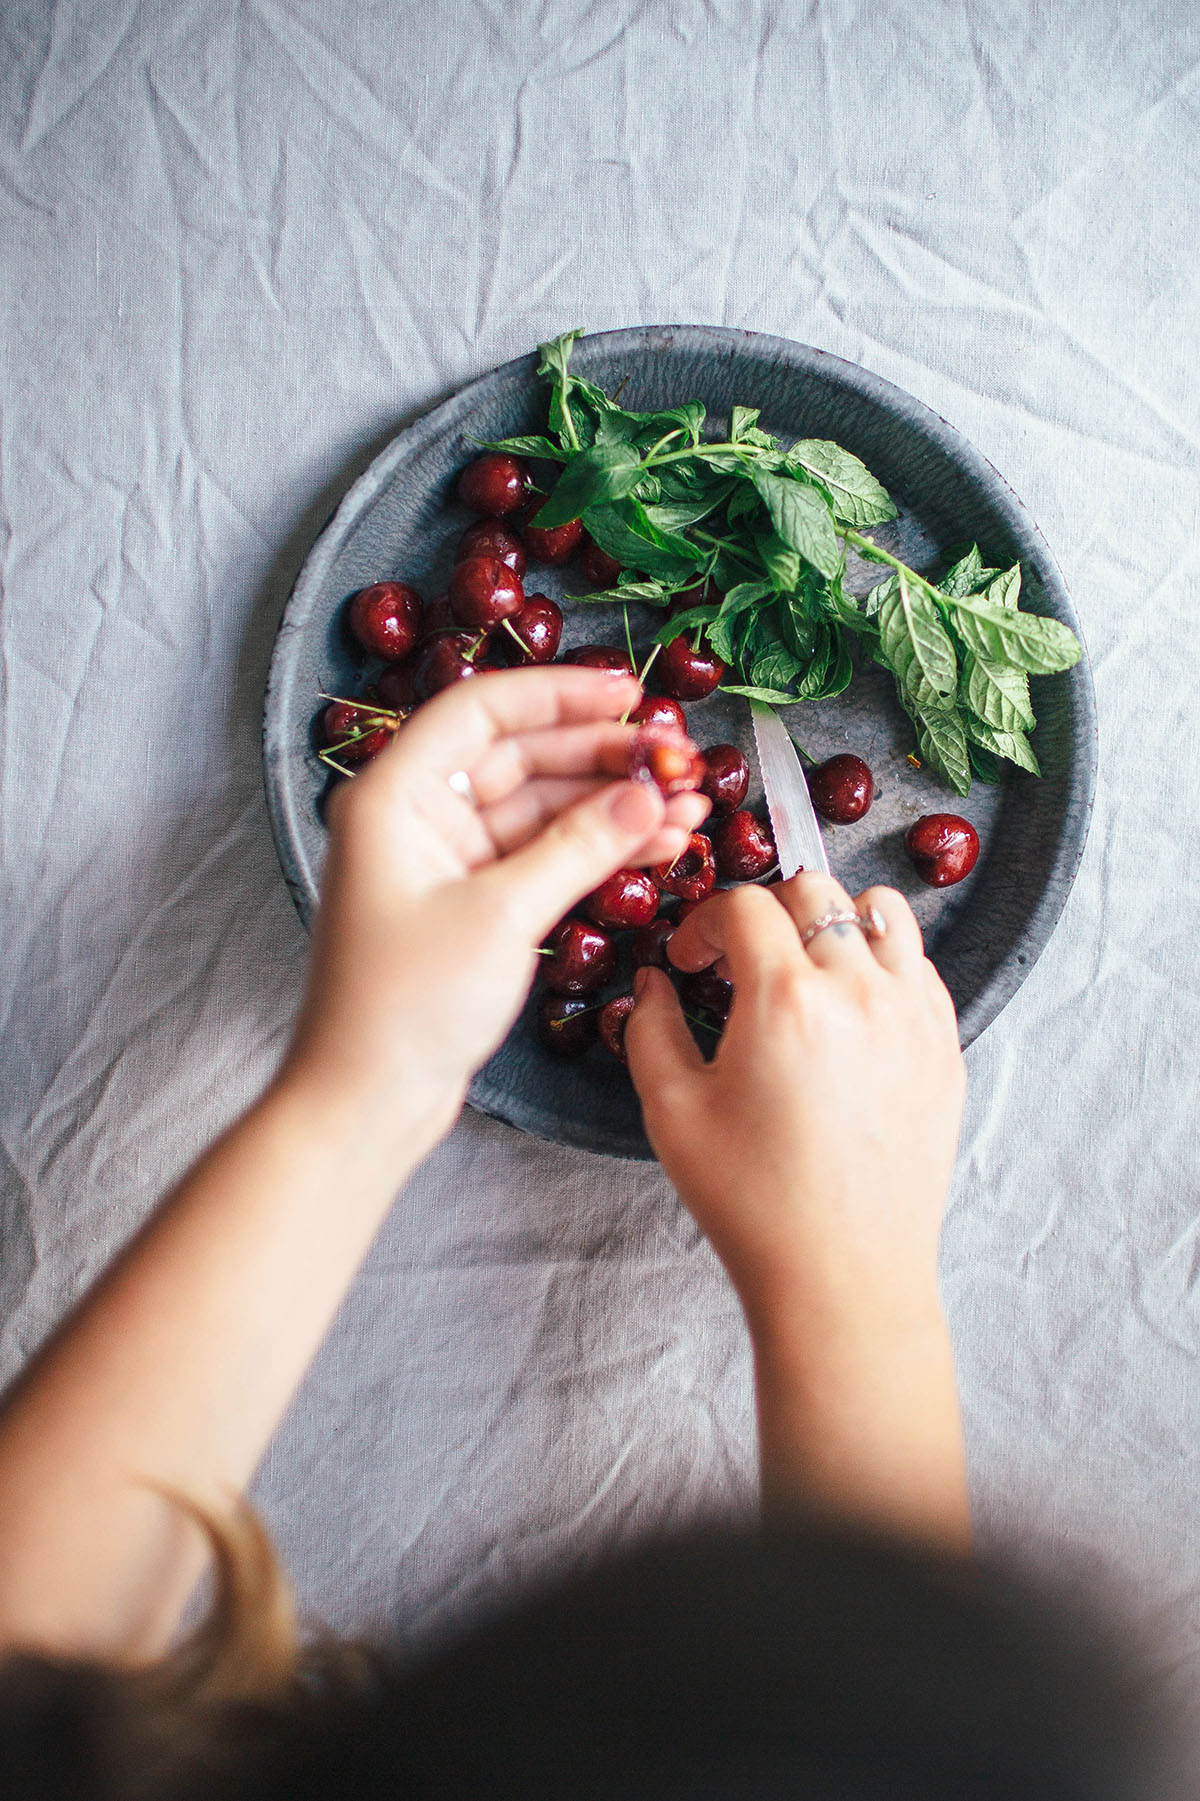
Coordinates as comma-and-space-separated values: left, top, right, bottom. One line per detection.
281, 665, 709, 1160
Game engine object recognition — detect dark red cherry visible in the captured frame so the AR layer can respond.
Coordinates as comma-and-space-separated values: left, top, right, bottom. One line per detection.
905, 814, 979, 887
448, 556, 524, 629
569, 644, 638, 676
700, 744, 750, 815
419, 594, 457, 640
536, 994, 598, 1057
376, 661, 417, 712
654, 833, 716, 902
673, 897, 707, 925
680, 967, 733, 1020
454, 520, 526, 579
627, 727, 705, 797
583, 868, 659, 930
412, 633, 481, 701
320, 699, 398, 763
347, 582, 422, 662
632, 916, 675, 970
653, 634, 726, 701
598, 994, 635, 1064
541, 918, 616, 996
809, 754, 874, 824
458, 453, 531, 517
712, 810, 776, 881
578, 535, 623, 587
523, 510, 584, 566
497, 593, 563, 666
631, 694, 688, 734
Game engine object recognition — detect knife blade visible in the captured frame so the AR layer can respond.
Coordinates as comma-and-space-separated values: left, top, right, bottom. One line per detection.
749, 700, 829, 879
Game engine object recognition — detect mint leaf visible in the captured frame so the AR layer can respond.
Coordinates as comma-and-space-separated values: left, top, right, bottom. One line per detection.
652, 602, 720, 647
877, 571, 959, 710
752, 643, 804, 690
581, 497, 705, 581
962, 650, 1035, 733
940, 545, 987, 598
718, 580, 772, 618
949, 593, 1082, 675
536, 444, 644, 529
481, 434, 567, 461
750, 469, 842, 578
910, 705, 971, 796
963, 713, 1041, 774
784, 440, 896, 529
720, 684, 798, 705
754, 525, 803, 594
978, 564, 1021, 609
726, 481, 761, 526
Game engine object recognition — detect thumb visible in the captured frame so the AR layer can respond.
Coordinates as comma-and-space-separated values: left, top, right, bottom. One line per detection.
625, 966, 705, 1096
488, 779, 668, 937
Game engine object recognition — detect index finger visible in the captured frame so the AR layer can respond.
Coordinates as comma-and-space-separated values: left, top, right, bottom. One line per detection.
381, 665, 642, 789
667, 885, 810, 992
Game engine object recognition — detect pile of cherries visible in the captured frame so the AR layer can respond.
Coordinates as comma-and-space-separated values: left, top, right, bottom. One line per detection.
317, 450, 980, 1066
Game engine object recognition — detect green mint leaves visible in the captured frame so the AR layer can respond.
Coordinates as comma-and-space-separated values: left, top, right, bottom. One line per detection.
519, 328, 1082, 795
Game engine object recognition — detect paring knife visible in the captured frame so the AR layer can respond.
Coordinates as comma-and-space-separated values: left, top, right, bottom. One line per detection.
750, 700, 829, 880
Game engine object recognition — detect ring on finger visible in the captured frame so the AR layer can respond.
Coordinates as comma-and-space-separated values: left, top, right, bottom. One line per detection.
799, 906, 888, 949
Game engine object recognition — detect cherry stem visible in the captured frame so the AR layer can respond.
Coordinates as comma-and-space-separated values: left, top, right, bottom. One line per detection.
502, 617, 528, 656
317, 690, 400, 721
464, 631, 489, 665
637, 640, 662, 686
318, 750, 357, 778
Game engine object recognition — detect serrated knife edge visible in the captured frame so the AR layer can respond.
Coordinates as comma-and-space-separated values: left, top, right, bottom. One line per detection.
749, 700, 830, 880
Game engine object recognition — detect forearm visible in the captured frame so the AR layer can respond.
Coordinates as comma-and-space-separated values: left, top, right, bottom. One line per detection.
0, 1068, 446, 1663
746, 1277, 970, 1553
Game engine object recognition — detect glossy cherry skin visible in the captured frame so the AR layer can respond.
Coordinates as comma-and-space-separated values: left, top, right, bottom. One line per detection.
906, 814, 979, 886
541, 918, 616, 996
583, 868, 659, 930
347, 582, 422, 662
632, 916, 675, 970
700, 744, 750, 815
653, 633, 726, 701
448, 556, 525, 629
457, 452, 531, 517
627, 727, 705, 797
497, 593, 563, 666
376, 661, 417, 712
654, 833, 717, 902
712, 810, 776, 881
598, 994, 635, 1064
631, 694, 687, 734
680, 967, 733, 1020
578, 535, 623, 587
536, 994, 598, 1057
523, 510, 584, 566
809, 754, 874, 824
412, 633, 481, 701
569, 643, 638, 675
454, 519, 526, 579
320, 700, 398, 763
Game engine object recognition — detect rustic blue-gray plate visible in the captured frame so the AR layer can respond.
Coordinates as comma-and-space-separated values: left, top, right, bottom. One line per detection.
263, 326, 1096, 1160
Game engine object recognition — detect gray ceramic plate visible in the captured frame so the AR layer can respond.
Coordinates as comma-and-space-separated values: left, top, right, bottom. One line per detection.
263, 326, 1096, 1160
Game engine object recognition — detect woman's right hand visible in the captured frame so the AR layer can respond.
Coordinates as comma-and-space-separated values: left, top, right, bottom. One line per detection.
625, 874, 970, 1544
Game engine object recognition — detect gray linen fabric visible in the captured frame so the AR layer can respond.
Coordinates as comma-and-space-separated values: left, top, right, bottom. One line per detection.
3, 0, 1200, 1709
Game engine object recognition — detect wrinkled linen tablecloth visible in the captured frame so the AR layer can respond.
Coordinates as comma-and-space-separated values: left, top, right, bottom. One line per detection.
4, 0, 1200, 1698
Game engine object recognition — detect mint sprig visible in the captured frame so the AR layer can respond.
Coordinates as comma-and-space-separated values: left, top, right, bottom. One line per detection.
517, 329, 1082, 795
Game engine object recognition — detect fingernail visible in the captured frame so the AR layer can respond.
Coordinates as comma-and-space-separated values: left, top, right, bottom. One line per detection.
607, 780, 660, 834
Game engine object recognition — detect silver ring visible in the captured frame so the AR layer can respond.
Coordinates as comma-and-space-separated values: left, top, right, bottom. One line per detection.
799, 907, 888, 948
447, 769, 478, 807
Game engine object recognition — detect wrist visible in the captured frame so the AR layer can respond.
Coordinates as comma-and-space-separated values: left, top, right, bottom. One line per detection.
267, 1052, 462, 1189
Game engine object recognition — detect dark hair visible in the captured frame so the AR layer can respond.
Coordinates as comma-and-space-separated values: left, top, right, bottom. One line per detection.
0, 1520, 1175, 1800
267, 1523, 1171, 1801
